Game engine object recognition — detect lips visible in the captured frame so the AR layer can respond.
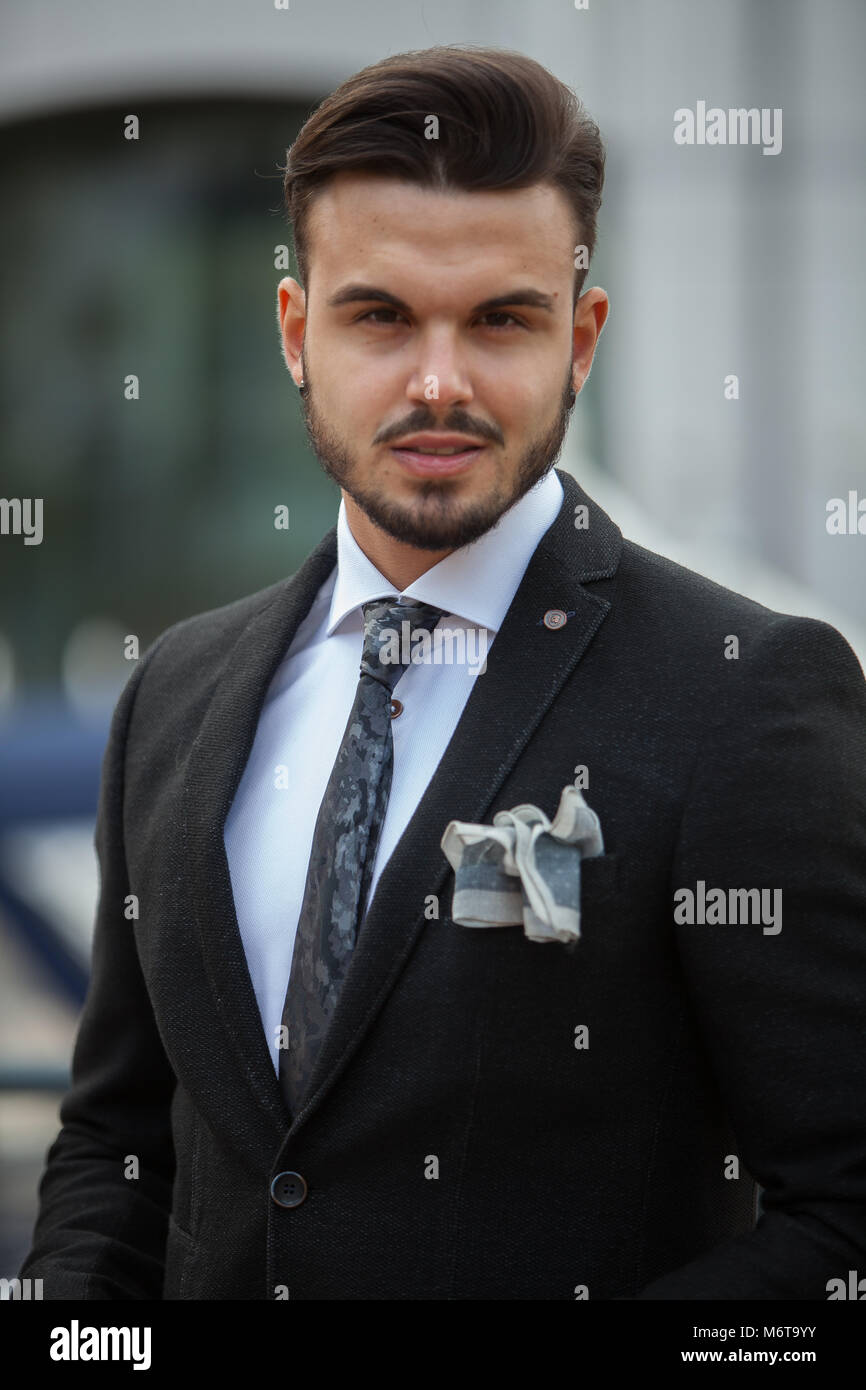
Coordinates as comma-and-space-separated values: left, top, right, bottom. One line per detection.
390, 445, 484, 477
391, 433, 487, 452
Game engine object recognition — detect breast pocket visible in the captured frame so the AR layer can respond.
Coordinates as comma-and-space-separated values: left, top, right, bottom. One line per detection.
578, 850, 620, 903
571, 851, 638, 967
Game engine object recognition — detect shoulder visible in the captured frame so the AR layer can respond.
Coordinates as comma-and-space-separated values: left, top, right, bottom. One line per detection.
117, 573, 298, 730
619, 537, 777, 630
617, 537, 862, 672
152, 573, 291, 664
607, 540, 866, 747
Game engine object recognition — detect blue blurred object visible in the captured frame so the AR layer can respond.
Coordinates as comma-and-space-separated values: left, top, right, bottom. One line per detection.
0, 695, 109, 1004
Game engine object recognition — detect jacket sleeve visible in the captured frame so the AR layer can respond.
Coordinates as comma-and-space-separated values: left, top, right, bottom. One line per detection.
635, 614, 866, 1299
18, 635, 177, 1299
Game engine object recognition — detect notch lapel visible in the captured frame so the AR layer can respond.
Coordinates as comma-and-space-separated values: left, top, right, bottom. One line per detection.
293, 468, 622, 1133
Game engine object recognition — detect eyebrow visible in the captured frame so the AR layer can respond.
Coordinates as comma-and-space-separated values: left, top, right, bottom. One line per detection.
325, 284, 556, 315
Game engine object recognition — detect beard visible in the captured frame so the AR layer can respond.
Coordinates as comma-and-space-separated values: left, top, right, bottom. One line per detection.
298, 360, 577, 551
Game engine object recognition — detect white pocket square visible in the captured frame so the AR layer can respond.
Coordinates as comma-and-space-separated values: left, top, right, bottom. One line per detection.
440, 783, 604, 944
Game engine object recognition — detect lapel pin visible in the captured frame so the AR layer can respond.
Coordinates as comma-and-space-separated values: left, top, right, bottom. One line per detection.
541, 609, 575, 629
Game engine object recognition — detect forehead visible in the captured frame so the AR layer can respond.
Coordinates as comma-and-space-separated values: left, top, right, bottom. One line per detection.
304, 172, 576, 296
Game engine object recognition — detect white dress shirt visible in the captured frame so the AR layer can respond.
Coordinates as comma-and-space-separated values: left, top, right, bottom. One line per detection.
224, 466, 565, 1072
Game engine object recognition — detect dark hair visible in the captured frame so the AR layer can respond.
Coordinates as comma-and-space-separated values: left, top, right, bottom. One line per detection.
282, 45, 605, 304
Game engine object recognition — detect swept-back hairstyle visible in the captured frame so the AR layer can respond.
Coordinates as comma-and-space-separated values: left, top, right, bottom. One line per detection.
282, 45, 605, 302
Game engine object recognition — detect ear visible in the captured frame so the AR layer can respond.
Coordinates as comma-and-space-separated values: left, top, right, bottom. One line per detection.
277, 276, 306, 386
571, 287, 609, 392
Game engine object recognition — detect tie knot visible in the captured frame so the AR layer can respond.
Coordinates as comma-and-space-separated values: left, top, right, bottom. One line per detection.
360, 597, 444, 690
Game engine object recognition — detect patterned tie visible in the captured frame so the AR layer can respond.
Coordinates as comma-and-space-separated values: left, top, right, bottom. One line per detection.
279, 595, 445, 1117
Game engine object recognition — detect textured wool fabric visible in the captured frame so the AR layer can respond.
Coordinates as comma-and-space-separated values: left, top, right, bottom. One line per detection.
17, 467, 866, 1300
280, 597, 445, 1117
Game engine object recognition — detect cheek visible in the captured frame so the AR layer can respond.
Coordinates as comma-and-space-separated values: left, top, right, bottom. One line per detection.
490, 385, 543, 435
311, 352, 377, 414
332, 349, 396, 398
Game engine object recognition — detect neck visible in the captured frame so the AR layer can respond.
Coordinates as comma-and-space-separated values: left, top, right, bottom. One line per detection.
343, 493, 454, 590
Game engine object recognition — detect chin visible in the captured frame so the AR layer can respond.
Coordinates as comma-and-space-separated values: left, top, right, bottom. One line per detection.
368, 483, 511, 552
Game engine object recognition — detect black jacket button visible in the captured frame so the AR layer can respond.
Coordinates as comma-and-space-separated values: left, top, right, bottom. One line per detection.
270, 1171, 308, 1208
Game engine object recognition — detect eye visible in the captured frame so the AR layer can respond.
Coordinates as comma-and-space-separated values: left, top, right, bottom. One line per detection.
356, 308, 406, 325
479, 312, 525, 331
354, 309, 525, 330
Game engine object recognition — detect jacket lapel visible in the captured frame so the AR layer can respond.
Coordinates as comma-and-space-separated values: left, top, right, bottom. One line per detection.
295, 468, 623, 1131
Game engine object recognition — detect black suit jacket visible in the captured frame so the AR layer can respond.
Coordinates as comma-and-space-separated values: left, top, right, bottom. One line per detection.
20, 468, 866, 1299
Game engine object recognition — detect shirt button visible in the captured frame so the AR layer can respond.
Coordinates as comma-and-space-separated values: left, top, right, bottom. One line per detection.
389, 698, 403, 718
270, 1171, 308, 1208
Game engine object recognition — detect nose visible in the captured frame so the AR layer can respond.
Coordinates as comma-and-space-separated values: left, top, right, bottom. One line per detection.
405, 328, 473, 407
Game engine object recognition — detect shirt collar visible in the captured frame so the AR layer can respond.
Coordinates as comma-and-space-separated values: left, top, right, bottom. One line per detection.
326, 466, 565, 636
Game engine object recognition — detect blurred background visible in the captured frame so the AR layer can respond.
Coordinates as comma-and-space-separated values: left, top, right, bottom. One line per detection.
1, 0, 864, 1284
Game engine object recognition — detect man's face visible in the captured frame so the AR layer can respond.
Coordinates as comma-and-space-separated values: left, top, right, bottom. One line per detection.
278, 172, 608, 552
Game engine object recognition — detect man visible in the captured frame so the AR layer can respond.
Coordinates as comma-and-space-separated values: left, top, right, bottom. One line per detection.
20, 45, 866, 1300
